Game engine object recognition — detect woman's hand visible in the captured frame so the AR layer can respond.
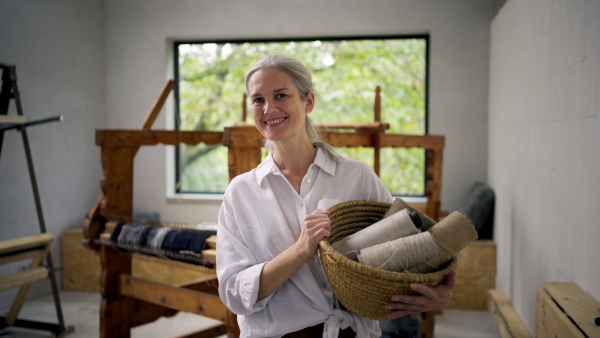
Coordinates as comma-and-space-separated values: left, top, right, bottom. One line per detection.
295, 209, 331, 261
258, 209, 331, 300
384, 270, 456, 318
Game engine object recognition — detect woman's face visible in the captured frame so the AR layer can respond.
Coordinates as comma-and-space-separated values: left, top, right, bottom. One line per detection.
247, 67, 314, 144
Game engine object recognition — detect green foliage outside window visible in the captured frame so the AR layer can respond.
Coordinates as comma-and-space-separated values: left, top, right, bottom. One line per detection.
176, 37, 427, 195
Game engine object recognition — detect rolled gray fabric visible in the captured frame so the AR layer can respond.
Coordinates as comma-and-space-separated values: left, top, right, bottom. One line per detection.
331, 208, 421, 260
357, 232, 438, 271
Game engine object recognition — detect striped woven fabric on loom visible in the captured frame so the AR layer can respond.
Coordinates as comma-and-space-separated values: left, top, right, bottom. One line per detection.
108, 222, 217, 267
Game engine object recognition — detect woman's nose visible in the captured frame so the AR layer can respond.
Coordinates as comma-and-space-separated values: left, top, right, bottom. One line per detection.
263, 99, 275, 114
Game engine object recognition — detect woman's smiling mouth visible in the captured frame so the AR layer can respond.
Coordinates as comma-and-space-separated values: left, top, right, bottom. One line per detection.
264, 117, 287, 125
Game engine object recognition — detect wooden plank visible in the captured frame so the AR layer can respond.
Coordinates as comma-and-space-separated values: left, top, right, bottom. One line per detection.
536, 288, 584, 337
4, 235, 53, 325
175, 323, 227, 338
321, 129, 373, 147
0, 267, 48, 292
0, 115, 26, 124
201, 249, 216, 265
542, 282, 600, 337
447, 240, 496, 310
205, 235, 216, 249
132, 254, 215, 286
130, 299, 178, 327
487, 289, 532, 338
119, 275, 227, 322
382, 134, 445, 150
0, 233, 54, 255
139, 80, 175, 130
317, 122, 389, 130
0, 249, 43, 266
96, 130, 223, 147
176, 275, 219, 295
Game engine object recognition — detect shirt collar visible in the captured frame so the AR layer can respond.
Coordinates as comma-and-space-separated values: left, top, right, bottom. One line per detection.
254, 147, 338, 186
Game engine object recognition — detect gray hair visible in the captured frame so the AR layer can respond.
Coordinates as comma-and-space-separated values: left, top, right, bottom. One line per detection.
246, 55, 339, 161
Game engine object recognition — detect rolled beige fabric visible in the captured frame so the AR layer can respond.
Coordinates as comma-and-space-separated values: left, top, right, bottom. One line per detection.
408, 211, 478, 273
357, 232, 438, 271
331, 208, 421, 260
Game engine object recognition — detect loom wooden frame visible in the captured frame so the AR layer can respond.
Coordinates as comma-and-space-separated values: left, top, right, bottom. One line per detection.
88, 124, 444, 338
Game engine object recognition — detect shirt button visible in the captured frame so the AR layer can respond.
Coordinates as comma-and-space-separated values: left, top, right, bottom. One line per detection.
300, 202, 304, 208
322, 282, 328, 288
306, 178, 311, 183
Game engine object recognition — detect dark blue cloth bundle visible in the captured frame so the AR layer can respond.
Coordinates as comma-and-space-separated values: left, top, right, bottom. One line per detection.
110, 223, 216, 254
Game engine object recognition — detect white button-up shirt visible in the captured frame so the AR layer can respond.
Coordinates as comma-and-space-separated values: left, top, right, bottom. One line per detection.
217, 147, 393, 338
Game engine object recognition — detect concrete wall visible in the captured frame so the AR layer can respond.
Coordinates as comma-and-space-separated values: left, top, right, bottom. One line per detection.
489, 0, 600, 332
0, 1, 105, 308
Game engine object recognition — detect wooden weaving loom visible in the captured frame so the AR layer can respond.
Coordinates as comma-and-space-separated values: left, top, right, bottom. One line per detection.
83, 81, 445, 338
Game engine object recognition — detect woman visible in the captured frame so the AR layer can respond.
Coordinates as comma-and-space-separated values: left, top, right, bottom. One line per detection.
217, 55, 455, 338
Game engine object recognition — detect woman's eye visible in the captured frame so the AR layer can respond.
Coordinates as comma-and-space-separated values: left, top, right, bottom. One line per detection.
253, 98, 264, 104
276, 94, 287, 99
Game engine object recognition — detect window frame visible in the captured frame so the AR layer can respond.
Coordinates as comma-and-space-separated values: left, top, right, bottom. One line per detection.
172, 34, 430, 199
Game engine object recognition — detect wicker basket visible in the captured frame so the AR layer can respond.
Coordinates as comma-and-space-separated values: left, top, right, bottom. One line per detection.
318, 200, 457, 321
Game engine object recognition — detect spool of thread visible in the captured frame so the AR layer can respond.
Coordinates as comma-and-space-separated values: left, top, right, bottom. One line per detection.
357, 232, 438, 271
408, 211, 478, 273
384, 197, 437, 231
332, 208, 421, 260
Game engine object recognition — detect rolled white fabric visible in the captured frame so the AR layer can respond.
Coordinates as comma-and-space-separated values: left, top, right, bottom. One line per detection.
331, 208, 421, 260
357, 232, 438, 271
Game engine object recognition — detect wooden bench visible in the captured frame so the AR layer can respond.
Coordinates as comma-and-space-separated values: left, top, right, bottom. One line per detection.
0, 233, 54, 329
537, 282, 600, 337
488, 289, 532, 338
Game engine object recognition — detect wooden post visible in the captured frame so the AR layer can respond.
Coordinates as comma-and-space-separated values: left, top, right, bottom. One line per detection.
373, 87, 382, 176
223, 126, 263, 180
99, 146, 136, 220
242, 93, 247, 123
374, 86, 381, 123
100, 245, 132, 338
425, 148, 443, 219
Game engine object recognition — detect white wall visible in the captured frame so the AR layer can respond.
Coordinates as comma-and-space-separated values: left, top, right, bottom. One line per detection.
0, 1, 105, 308
489, 0, 600, 333
103, 0, 492, 223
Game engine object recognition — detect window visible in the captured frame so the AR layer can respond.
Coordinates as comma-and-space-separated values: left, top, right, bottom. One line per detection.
174, 36, 428, 196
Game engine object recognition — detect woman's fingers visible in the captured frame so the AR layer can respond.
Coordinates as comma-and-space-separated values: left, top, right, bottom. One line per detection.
304, 210, 331, 237
296, 209, 332, 259
385, 271, 457, 317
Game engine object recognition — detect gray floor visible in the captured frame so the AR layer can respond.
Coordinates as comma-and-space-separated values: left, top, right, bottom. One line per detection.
0, 291, 501, 338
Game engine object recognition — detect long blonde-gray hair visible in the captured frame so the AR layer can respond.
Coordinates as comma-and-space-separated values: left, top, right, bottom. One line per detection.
245, 55, 339, 161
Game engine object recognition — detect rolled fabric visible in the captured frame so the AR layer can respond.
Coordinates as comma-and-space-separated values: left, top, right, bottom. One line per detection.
331, 208, 421, 260
357, 232, 438, 271
383, 197, 437, 231
408, 211, 478, 273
